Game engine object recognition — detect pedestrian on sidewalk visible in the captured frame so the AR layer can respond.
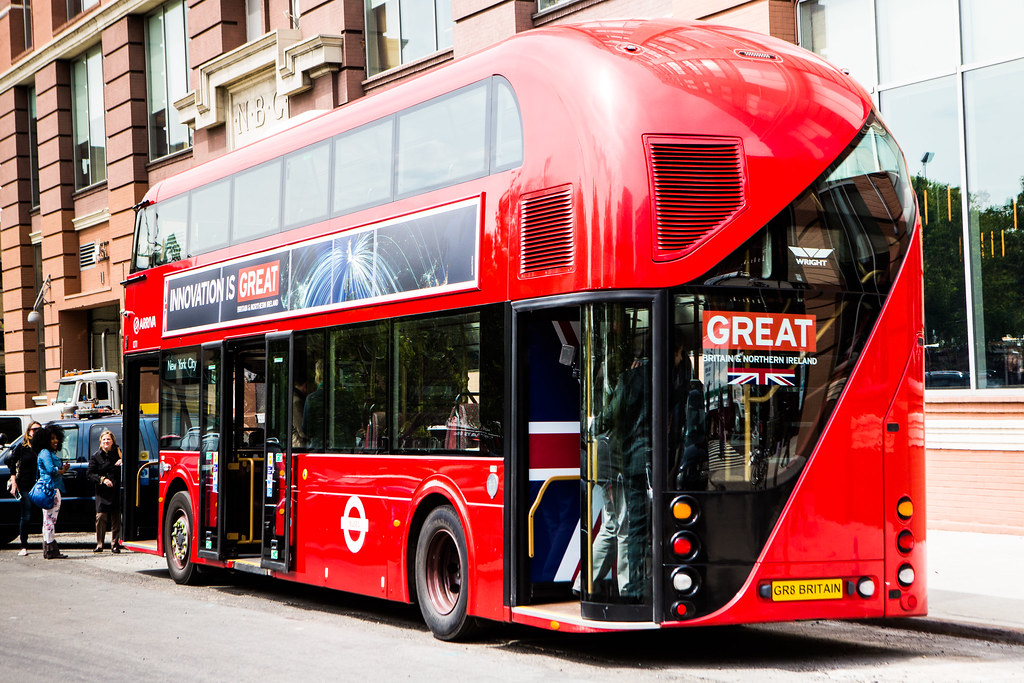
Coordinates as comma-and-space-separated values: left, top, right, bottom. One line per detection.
3, 421, 42, 556
87, 429, 123, 553
33, 423, 70, 559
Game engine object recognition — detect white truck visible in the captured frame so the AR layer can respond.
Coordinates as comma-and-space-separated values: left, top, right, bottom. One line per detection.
0, 370, 121, 445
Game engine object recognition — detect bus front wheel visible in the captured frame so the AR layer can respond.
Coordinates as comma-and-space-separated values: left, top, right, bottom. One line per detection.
164, 491, 199, 585
415, 505, 477, 641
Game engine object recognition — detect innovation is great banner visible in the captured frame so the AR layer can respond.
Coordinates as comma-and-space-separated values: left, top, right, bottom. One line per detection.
164, 199, 480, 335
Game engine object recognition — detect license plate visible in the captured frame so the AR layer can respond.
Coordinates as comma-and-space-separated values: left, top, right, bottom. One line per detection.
770, 578, 844, 602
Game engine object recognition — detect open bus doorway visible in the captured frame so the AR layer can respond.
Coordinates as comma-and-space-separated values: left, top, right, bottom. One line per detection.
515, 299, 657, 624
193, 338, 271, 564
123, 352, 161, 544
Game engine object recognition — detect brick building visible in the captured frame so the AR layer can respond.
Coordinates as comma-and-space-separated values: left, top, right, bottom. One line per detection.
1, 0, 1021, 534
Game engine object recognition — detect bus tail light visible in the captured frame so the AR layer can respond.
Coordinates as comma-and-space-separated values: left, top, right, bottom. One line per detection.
671, 567, 699, 595
671, 495, 698, 523
671, 532, 699, 560
856, 577, 876, 599
897, 564, 915, 587
897, 496, 913, 521
896, 530, 915, 554
671, 601, 694, 619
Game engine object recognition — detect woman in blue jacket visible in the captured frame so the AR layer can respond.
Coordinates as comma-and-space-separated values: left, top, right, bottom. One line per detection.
33, 423, 70, 559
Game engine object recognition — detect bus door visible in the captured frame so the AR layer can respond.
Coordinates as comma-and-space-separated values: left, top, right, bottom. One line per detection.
123, 352, 161, 542
197, 342, 225, 560
516, 307, 583, 603
262, 332, 294, 570
579, 300, 657, 622
223, 338, 267, 559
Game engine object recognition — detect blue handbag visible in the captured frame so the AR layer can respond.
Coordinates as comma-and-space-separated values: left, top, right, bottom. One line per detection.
28, 478, 56, 510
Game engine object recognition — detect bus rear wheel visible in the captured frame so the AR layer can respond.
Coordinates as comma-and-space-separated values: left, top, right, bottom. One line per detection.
164, 491, 199, 585
415, 505, 477, 641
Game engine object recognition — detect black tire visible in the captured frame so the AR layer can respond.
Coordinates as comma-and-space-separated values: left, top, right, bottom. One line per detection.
414, 505, 477, 641
164, 491, 199, 585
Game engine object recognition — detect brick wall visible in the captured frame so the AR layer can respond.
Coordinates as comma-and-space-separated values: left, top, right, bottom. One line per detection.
926, 394, 1024, 534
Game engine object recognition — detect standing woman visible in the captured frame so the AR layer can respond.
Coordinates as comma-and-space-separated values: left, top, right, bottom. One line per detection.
87, 429, 123, 553
3, 421, 42, 556
33, 423, 70, 559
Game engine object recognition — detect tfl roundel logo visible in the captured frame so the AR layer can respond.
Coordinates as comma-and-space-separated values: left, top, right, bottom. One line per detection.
133, 315, 158, 335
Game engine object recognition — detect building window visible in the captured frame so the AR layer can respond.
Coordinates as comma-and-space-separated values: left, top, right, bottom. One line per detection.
21, 0, 32, 49
364, 0, 453, 77
146, 1, 191, 160
72, 46, 105, 189
960, 0, 1024, 66
28, 87, 39, 209
875, 0, 958, 85
880, 78, 968, 382
67, 0, 98, 19
797, 0, 876, 90
964, 59, 1024, 388
246, 0, 263, 42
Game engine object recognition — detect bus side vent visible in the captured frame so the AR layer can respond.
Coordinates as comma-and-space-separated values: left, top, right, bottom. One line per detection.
647, 137, 746, 261
520, 185, 575, 275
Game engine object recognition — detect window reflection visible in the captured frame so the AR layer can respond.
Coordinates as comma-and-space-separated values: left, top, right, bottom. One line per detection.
798, 0, 877, 89
876, 0, 957, 84
965, 59, 1024, 388
961, 0, 1024, 66
880, 77, 969, 384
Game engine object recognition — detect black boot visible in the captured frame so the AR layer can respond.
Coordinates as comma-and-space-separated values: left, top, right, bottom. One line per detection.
46, 541, 67, 559
42, 542, 52, 559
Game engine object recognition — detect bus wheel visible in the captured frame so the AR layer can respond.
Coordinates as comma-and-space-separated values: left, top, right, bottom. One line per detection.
415, 506, 477, 641
164, 491, 199, 585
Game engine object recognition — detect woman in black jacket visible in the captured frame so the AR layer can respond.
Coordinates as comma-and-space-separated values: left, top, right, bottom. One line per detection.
3, 421, 42, 556
87, 429, 123, 553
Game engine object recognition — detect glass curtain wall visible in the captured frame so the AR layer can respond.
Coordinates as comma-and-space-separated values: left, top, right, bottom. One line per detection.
798, 0, 1024, 389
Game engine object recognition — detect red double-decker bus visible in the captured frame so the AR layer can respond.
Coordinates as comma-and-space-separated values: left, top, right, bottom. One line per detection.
121, 19, 925, 640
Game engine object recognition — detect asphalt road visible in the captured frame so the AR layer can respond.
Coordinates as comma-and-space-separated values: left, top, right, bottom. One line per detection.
3, 533, 1024, 682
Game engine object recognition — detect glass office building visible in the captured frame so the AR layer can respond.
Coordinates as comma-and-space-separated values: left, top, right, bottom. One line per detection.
799, 0, 1024, 391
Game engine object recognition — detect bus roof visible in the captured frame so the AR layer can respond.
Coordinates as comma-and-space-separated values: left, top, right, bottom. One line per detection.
143, 19, 869, 206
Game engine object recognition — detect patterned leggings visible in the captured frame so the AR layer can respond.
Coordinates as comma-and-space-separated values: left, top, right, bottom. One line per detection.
42, 490, 62, 543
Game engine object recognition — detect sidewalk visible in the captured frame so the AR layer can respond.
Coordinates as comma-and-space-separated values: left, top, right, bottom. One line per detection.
905, 529, 1024, 643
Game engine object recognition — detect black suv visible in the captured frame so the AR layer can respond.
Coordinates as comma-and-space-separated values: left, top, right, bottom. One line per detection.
1, 415, 159, 545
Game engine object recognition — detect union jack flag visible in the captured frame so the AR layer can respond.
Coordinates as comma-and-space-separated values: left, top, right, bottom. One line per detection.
727, 367, 796, 386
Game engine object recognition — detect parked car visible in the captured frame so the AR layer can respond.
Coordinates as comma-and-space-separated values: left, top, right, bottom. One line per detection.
0, 415, 159, 546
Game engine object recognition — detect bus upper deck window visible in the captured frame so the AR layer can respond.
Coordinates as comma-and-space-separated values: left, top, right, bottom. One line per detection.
492, 77, 523, 170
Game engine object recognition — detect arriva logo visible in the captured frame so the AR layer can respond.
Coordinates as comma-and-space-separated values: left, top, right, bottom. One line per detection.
133, 315, 158, 334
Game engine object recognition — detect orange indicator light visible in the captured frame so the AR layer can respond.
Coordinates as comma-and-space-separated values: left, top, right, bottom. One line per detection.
897, 497, 913, 521
673, 501, 692, 520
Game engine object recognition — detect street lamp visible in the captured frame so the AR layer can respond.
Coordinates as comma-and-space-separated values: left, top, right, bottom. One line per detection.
27, 274, 52, 325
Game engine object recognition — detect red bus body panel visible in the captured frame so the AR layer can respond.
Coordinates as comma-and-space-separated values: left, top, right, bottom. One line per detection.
124, 19, 924, 632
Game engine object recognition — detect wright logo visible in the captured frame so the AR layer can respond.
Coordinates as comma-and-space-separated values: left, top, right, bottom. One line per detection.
789, 246, 833, 267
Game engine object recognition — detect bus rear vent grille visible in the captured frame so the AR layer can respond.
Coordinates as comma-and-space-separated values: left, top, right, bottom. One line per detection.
647, 137, 746, 260
520, 185, 575, 275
